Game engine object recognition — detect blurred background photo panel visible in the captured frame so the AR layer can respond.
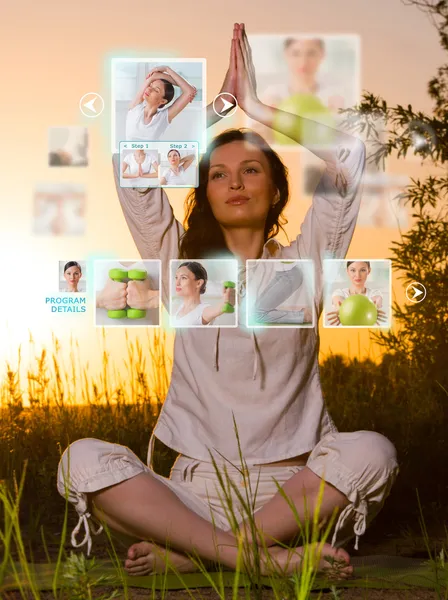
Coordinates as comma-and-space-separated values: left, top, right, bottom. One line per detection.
247, 34, 360, 147
48, 126, 89, 167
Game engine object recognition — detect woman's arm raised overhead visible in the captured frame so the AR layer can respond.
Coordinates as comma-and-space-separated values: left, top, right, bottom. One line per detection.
112, 154, 184, 309
129, 73, 154, 110
234, 23, 365, 172
147, 66, 197, 123
232, 23, 366, 313
206, 29, 238, 129
179, 154, 195, 171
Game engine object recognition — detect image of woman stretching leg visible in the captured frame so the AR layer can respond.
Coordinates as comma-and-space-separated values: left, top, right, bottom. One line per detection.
253, 263, 312, 324
58, 24, 398, 579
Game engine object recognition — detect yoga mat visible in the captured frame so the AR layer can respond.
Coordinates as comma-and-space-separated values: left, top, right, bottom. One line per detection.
1, 556, 447, 592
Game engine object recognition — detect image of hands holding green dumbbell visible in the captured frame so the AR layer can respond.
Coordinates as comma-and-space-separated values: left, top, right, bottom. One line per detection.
95, 260, 161, 327
170, 259, 239, 328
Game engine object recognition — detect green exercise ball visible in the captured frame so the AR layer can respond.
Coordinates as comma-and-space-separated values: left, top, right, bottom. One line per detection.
273, 93, 334, 146
338, 295, 377, 327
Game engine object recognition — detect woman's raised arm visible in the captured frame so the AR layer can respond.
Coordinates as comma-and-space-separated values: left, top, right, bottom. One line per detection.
179, 154, 196, 171
206, 28, 238, 129
235, 23, 365, 173
112, 154, 184, 309
147, 66, 197, 123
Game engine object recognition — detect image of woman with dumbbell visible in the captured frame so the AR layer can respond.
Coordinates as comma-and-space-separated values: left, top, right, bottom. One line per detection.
170, 261, 236, 327
61, 24, 398, 580
94, 260, 161, 327
325, 260, 390, 327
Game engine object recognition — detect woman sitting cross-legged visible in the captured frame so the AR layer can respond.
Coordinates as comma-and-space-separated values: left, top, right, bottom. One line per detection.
57, 23, 398, 579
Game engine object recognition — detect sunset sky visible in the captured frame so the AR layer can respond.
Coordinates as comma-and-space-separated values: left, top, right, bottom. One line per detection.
0, 0, 443, 382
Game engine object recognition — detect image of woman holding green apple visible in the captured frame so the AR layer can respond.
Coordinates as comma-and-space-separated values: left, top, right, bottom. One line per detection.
326, 261, 388, 327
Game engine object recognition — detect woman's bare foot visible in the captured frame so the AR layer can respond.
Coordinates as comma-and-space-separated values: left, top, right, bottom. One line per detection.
124, 540, 201, 576
260, 543, 353, 579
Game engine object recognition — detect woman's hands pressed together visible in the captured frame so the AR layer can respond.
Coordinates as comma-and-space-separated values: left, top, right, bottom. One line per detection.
233, 23, 260, 118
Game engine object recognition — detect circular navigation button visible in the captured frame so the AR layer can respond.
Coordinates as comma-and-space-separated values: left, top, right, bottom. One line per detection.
405, 281, 427, 303
213, 93, 238, 118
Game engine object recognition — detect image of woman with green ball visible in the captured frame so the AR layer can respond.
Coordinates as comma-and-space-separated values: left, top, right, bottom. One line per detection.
325, 260, 390, 327
247, 34, 359, 145
60, 24, 397, 580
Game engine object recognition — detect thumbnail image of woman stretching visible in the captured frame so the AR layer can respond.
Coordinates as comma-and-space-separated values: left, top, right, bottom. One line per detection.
122, 149, 159, 180
251, 261, 313, 325
326, 260, 387, 326
59, 24, 398, 581
125, 66, 197, 142
171, 262, 235, 327
160, 149, 196, 186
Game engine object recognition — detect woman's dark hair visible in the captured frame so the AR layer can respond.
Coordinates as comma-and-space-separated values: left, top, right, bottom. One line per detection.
49, 152, 63, 166
347, 261, 370, 269
178, 261, 208, 294
178, 128, 290, 259
284, 37, 325, 52
168, 149, 181, 159
64, 261, 82, 273
159, 79, 175, 109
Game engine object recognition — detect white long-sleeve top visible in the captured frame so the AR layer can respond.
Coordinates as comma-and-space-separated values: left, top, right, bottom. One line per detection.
112, 138, 366, 467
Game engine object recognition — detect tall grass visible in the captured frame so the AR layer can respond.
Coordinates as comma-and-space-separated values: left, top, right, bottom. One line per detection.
1, 417, 344, 600
0, 329, 446, 550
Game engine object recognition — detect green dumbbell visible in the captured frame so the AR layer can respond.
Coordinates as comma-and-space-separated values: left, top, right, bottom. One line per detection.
107, 269, 128, 319
222, 281, 236, 313
127, 269, 147, 319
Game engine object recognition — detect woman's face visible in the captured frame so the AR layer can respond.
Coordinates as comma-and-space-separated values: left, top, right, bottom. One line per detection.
175, 266, 203, 297
206, 140, 278, 230
284, 39, 324, 78
64, 266, 81, 286
347, 262, 370, 287
168, 151, 180, 167
134, 150, 146, 164
143, 79, 167, 108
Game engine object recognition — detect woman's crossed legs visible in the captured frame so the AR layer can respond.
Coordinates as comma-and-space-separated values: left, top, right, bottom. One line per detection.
57, 432, 398, 577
